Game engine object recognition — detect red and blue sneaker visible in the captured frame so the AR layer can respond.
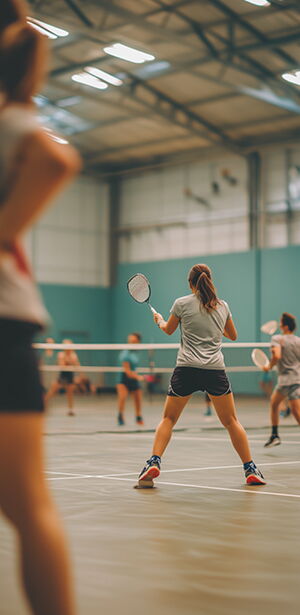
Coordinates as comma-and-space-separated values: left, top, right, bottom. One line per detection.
245, 462, 266, 485
138, 455, 161, 487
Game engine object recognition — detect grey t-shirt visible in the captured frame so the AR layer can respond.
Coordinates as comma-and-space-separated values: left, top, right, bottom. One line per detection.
271, 334, 300, 385
170, 294, 232, 369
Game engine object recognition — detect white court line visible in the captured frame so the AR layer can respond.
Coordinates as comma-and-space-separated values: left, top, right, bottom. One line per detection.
116, 433, 300, 444
46, 460, 300, 480
86, 475, 300, 499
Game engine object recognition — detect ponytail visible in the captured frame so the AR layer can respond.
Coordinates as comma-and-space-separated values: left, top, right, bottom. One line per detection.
0, 0, 27, 34
188, 264, 220, 312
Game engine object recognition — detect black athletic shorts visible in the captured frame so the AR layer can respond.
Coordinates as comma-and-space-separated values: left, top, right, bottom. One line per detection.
168, 366, 231, 398
120, 374, 141, 392
0, 318, 44, 412
59, 371, 74, 385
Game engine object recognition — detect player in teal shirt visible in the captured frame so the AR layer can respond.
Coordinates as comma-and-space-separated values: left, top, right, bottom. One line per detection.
117, 332, 144, 426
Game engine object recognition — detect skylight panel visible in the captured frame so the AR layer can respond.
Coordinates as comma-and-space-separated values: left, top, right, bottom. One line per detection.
282, 71, 300, 86
243, 0, 270, 6
72, 73, 108, 90
29, 18, 69, 37
103, 43, 155, 64
85, 67, 123, 86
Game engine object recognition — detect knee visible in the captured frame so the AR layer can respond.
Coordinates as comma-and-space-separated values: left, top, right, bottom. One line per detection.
270, 401, 279, 413
221, 415, 238, 430
0, 488, 52, 531
163, 414, 177, 427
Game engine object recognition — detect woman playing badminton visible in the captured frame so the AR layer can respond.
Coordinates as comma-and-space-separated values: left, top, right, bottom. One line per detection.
138, 264, 266, 487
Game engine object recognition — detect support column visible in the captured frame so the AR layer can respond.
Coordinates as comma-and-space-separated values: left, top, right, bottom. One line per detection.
108, 178, 121, 287
247, 152, 262, 341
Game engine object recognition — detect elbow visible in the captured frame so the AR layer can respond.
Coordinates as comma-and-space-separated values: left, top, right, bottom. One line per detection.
50, 149, 82, 178
231, 332, 238, 341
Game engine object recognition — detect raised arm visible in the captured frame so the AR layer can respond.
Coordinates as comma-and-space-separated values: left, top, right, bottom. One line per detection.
153, 312, 179, 336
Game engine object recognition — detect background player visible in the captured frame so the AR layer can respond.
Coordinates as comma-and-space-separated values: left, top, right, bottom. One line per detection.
264, 312, 300, 447
45, 339, 80, 416
117, 332, 144, 426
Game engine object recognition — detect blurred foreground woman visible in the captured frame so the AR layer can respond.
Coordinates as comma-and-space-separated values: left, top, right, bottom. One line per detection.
0, 2, 80, 614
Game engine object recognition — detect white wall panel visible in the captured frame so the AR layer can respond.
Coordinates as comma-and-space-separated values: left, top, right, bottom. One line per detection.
119, 155, 249, 263
26, 175, 109, 287
262, 145, 300, 249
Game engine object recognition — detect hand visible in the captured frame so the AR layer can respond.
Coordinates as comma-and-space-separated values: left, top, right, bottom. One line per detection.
153, 312, 163, 324
263, 365, 270, 372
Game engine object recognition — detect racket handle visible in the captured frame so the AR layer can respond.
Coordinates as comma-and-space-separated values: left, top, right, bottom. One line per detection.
149, 304, 157, 314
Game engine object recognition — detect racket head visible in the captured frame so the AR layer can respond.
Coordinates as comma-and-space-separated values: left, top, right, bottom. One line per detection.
127, 273, 151, 304
251, 348, 269, 368
261, 320, 278, 335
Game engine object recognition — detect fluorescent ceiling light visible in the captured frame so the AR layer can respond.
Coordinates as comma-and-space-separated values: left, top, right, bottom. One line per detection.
85, 67, 123, 86
28, 18, 69, 37
72, 73, 108, 90
103, 43, 155, 64
45, 128, 69, 145
243, 0, 270, 6
282, 71, 300, 86
28, 20, 57, 39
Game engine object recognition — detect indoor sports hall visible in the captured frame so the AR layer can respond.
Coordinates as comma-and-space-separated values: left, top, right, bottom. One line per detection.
1, 1, 300, 615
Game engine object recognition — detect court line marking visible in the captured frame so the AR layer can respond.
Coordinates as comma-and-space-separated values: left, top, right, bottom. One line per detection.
88, 476, 300, 499
69, 475, 300, 500
116, 434, 300, 444
46, 460, 300, 480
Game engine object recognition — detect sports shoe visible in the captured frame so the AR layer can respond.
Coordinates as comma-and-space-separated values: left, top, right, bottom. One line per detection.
138, 455, 161, 486
245, 463, 266, 485
117, 413, 125, 426
264, 435, 281, 448
136, 416, 144, 426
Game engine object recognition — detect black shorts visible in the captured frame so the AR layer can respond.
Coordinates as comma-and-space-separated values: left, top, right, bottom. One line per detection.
0, 318, 44, 412
119, 375, 141, 392
168, 366, 231, 398
59, 371, 74, 385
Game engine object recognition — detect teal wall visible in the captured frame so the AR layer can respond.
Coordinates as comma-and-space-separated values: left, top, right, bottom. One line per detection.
38, 284, 110, 366
261, 245, 300, 325
36, 245, 300, 394
112, 246, 300, 394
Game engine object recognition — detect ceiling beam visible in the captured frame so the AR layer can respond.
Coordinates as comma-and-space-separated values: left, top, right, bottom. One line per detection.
208, 0, 299, 66
62, 0, 94, 27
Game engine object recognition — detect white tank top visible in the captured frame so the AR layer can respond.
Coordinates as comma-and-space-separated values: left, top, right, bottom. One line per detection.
0, 105, 48, 326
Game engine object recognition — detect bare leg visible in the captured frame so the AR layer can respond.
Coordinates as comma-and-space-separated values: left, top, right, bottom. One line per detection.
290, 399, 300, 425
44, 380, 60, 406
270, 390, 285, 427
259, 381, 273, 398
209, 392, 252, 464
132, 388, 143, 418
116, 383, 128, 421
152, 395, 190, 457
0, 414, 76, 615
66, 384, 75, 416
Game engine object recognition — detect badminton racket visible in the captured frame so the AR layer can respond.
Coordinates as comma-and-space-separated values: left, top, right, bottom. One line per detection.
127, 273, 158, 314
261, 320, 278, 335
251, 348, 269, 369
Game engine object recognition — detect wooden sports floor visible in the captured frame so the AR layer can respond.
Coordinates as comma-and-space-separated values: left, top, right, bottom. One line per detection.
0, 395, 299, 615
